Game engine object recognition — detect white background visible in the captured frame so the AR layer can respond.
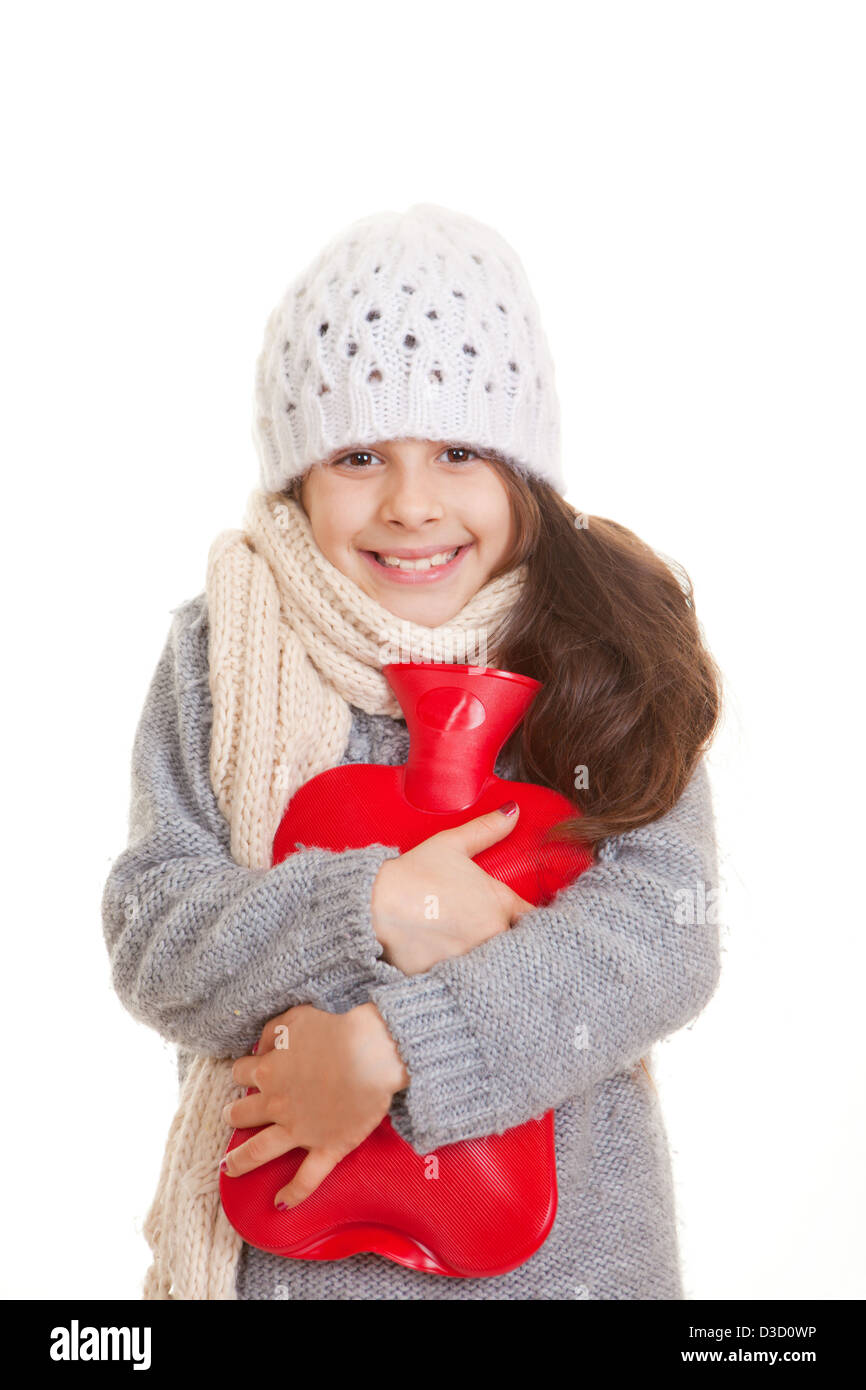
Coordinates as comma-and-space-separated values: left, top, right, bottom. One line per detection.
1, 0, 863, 1301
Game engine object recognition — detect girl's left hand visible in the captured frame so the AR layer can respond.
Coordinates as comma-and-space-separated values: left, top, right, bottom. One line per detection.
223, 1002, 410, 1210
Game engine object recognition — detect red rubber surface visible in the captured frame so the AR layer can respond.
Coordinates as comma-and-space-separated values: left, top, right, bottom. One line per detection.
220, 662, 593, 1276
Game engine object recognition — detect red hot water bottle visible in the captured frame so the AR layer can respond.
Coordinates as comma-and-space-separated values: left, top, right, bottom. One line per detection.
219, 662, 594, 1277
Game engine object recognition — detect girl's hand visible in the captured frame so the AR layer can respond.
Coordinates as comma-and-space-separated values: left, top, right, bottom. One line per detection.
224, 1002, 409, 1209
370, 804, 535, 976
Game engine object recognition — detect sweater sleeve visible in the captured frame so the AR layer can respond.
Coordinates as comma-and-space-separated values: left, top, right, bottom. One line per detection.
101, 593, 401, 1058
369, 755, 722, 1155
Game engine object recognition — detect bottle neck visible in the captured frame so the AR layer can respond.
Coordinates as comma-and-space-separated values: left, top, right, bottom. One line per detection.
383, 664, 541, 813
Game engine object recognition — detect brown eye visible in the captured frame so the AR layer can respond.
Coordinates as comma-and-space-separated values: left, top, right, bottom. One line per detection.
442, 446, 478, 464
335, 451, 378, 468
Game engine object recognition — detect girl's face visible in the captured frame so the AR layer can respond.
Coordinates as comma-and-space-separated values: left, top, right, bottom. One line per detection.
298, 438, 517, 625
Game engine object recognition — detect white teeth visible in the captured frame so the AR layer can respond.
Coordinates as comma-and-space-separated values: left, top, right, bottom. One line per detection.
374, 547, 460, 571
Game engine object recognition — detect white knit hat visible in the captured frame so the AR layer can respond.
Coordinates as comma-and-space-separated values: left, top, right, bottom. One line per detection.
252, 202, 565, 495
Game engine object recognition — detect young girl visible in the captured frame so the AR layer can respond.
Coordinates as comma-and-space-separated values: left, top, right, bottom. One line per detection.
102, 202, 723, 1301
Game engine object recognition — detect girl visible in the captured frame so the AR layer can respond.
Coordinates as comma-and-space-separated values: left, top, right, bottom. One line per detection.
102, 202, 723, 1300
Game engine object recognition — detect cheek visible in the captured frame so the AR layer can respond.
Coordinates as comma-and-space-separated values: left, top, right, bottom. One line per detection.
306, 493, 359, 563
472, 492, 514, 556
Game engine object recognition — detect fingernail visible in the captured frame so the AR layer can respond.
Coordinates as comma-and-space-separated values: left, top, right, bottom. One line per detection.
275, 1200, 289, 1211
219, 1159, 228, 1173
251, 1041, 259, 1054
498, 800, 518, 816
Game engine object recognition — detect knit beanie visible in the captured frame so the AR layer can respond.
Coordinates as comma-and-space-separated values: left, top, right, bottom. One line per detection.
252, 202, 565, 495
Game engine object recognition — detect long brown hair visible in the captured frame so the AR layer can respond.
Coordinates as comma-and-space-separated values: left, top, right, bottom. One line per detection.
484, 458, 723, 847
282, 458, 723, 849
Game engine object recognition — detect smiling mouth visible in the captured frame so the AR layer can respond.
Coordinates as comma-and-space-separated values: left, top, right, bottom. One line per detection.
370, 547, 461, 571
358, 542, 473, 581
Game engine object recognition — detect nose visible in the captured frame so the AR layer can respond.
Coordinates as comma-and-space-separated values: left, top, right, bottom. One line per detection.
378, 466, 446, 531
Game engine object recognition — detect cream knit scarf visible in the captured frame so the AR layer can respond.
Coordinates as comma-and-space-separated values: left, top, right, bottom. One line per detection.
141, 488, 526, 1299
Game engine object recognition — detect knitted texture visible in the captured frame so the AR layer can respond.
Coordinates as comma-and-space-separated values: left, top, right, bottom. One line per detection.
252, 202, 564, 495
132, 489, 525, 1299
103, 595, 722, 1299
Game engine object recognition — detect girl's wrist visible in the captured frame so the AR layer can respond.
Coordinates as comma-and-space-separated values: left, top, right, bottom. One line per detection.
370, 860, 402, 962
348, 1001, 410, 1094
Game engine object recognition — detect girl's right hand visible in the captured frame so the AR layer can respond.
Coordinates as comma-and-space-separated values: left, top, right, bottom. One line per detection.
370, 804, 535, 976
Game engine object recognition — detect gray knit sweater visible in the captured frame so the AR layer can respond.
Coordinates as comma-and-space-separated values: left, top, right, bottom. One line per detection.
101, 593, 721, 1301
